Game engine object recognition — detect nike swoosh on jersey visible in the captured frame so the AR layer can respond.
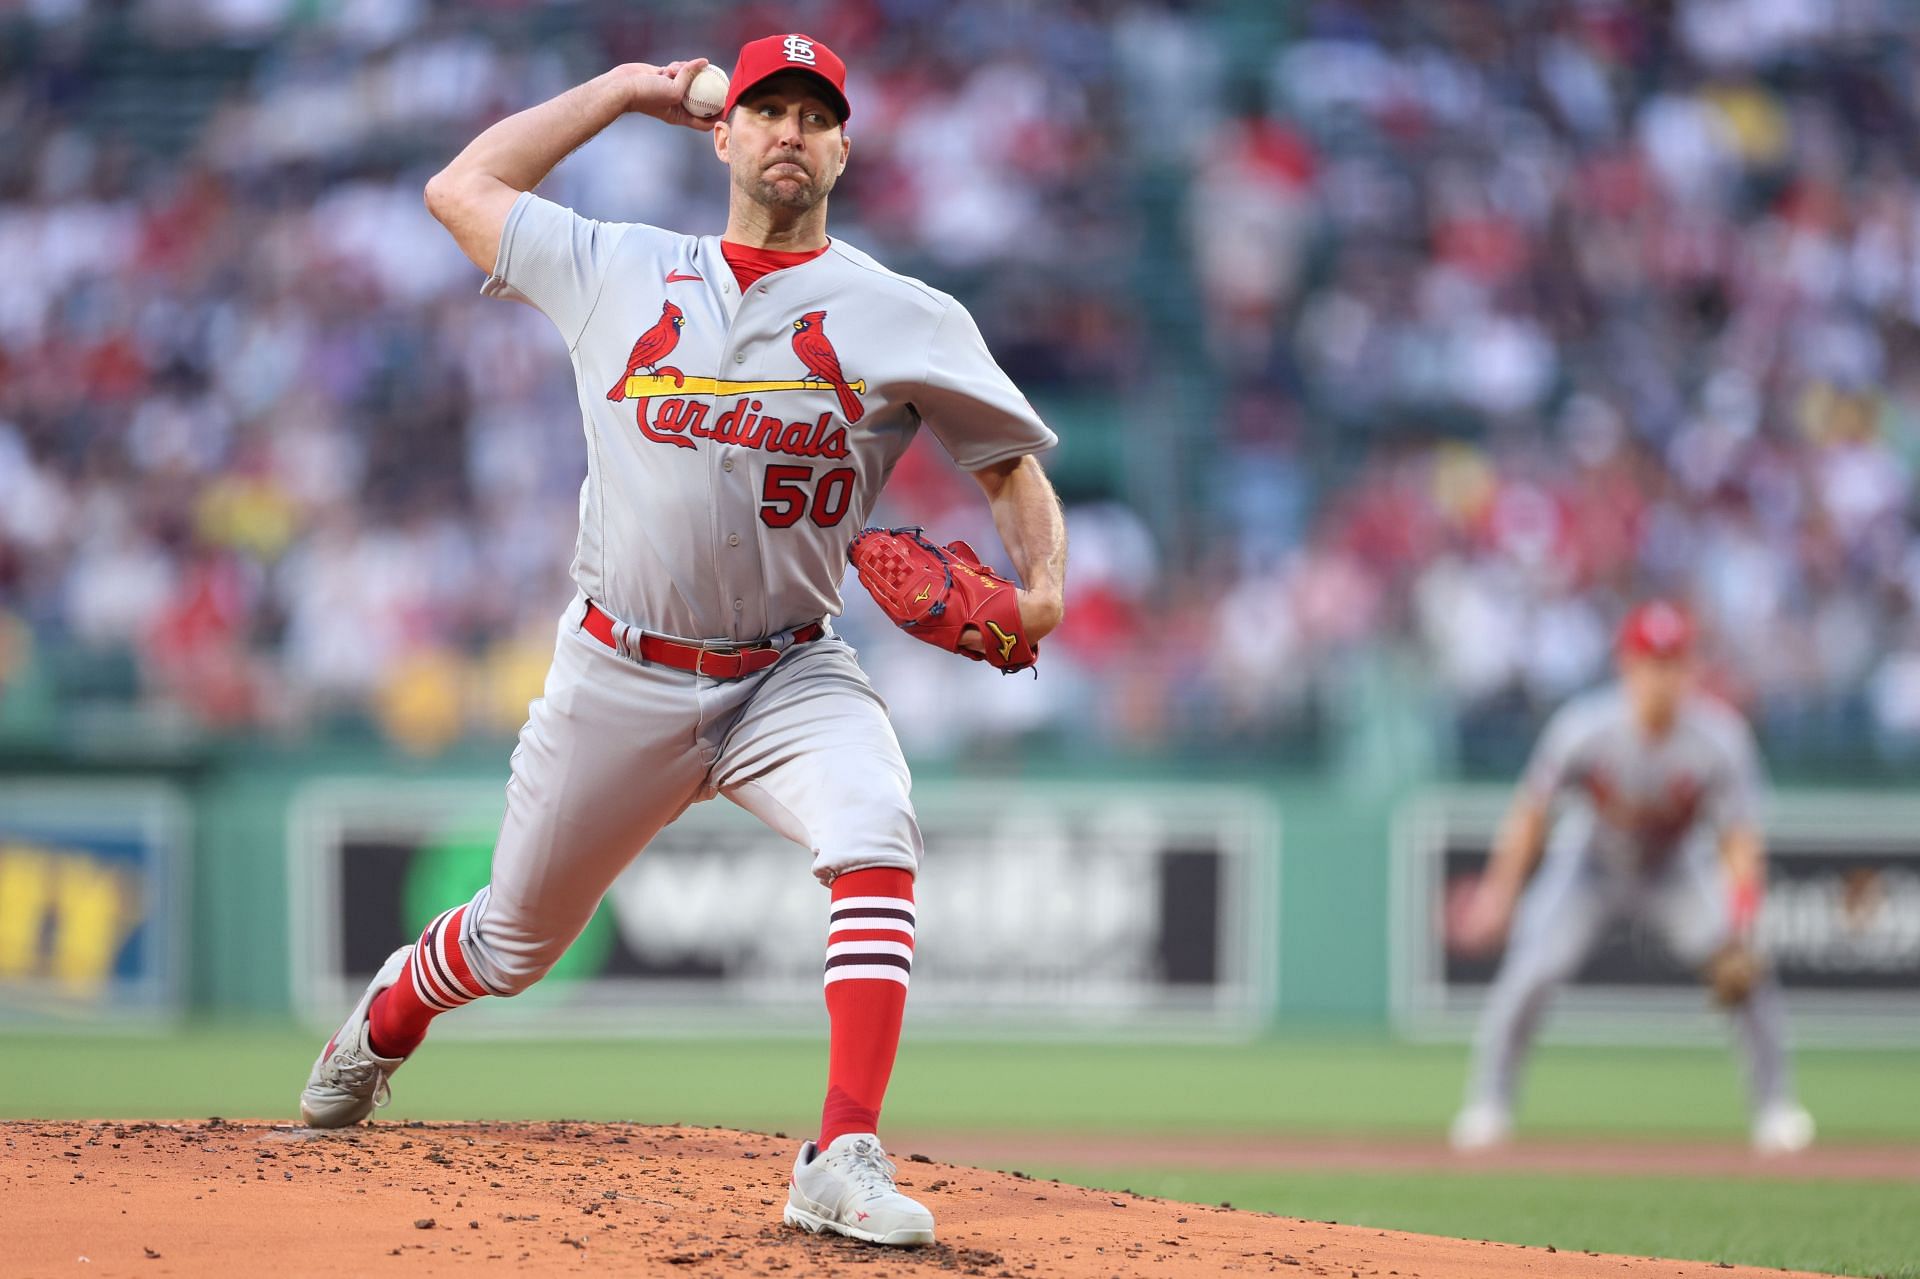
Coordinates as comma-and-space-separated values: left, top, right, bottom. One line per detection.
665, 271, 703, 284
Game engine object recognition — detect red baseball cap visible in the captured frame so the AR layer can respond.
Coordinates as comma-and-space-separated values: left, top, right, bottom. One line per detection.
722, 33, 851, 123
1617, 600, 1695, 660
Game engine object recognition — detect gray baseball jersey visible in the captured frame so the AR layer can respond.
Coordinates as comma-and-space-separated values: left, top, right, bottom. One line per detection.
483, 191, 1056, 642
1519, 684, 1766, 873
410, 188, 1057, 1006
1463, 683, 1792, 1116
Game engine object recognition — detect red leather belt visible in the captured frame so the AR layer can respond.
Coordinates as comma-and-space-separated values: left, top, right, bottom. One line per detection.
581, 601, 823, 680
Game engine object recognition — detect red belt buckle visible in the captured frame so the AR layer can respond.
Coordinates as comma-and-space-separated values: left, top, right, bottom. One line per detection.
693, 646, 743, 680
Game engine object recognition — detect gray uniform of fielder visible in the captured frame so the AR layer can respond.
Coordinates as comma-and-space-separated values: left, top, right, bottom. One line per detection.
1462, 685, 1796, 1114
449, 191, 1056, 998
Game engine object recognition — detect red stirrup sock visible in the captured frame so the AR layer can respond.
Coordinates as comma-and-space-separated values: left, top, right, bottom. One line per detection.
367, 903, 488, 1060
818, 867, 916, 1149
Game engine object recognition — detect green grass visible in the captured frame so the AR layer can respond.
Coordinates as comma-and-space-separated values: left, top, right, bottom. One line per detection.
3, 1029, 1915, 1141
1030, 1166, 1920, 1279
5, 1030, 1916, 1277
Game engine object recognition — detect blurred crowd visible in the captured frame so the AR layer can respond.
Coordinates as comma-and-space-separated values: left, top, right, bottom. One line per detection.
1212, 0, 1920, 769
0, 0, 1917, 769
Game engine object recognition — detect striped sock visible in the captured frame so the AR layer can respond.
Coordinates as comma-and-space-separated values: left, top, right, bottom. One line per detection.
819, 867, 915, 1149
366, 902, 489, 1060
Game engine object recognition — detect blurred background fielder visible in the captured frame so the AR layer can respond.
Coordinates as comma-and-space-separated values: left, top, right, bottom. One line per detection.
1451, 601, 1814, 1155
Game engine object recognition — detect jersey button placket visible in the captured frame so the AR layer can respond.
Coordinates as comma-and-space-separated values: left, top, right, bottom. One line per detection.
711, 323, 745, 633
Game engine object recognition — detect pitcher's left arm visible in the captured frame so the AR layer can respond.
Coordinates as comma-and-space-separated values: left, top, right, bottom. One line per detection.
969, 455, 1066, 649
845, 297, 1064, 669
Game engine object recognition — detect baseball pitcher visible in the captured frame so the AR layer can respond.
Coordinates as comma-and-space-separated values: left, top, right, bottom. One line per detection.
1450, 602, 1814, 1155
298, 34, 1069, 1248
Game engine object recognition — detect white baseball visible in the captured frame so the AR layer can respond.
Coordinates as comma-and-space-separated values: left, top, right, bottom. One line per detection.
683, 64, 729, 119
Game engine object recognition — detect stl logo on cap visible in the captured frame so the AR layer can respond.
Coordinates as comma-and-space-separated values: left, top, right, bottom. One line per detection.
723, 32, 851, 122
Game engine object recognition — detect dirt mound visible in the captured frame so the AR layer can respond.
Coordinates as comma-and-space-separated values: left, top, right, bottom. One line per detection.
2, 1120, 1833, 1278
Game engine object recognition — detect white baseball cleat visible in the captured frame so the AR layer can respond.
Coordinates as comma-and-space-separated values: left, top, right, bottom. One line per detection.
299, 945, 413, 1129
784, 1133, 936, 1246
1449, 1100, 1514, 1153
1752, 1100, 1815, 1155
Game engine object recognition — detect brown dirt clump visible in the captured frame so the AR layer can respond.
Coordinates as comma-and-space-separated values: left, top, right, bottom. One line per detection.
2, 1120, 1835, 1278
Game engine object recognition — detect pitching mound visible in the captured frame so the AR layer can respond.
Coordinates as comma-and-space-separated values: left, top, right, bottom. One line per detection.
4, 1120, 1830, 1278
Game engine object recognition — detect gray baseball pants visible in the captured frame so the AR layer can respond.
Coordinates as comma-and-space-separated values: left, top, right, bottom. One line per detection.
439, 598, 923, 999
1463, 835, 1794, 1114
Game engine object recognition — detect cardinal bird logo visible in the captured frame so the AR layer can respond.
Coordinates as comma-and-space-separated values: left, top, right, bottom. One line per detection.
607, 301, 687, 402
791, 310, 865, 423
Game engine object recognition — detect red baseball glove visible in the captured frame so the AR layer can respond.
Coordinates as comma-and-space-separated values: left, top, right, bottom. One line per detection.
847, 527, 1038, 673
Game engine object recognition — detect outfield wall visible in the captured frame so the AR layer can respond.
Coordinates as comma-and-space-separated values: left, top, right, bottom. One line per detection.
0, 749, 1360, 1027
287, 778, 1279, 1038
5, 746, 1913, 1042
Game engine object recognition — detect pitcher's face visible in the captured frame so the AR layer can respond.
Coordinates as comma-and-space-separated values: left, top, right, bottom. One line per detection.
717, 75, 849, 213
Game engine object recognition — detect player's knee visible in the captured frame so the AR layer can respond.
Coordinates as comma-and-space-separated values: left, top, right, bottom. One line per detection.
479, 954, 549, 997
1492, 954, 1570, 1007
1525, 956, 1586, 997
462, 921, 569, 997
460, 884, 595, 996
810, 787, 921, 881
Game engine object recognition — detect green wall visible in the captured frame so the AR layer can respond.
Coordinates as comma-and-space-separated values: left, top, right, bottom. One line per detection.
156, 747, 1391, 1022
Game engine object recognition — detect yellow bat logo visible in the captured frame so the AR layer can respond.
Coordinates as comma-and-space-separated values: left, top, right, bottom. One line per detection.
985, 621, 1019, 663
622, 374, 869, 399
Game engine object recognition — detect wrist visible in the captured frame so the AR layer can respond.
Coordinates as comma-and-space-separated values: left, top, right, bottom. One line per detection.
603, 60, 710, 124
1020, 587, 1064, 638
596, 66, 648, 115
1729, 875, 1764, 932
